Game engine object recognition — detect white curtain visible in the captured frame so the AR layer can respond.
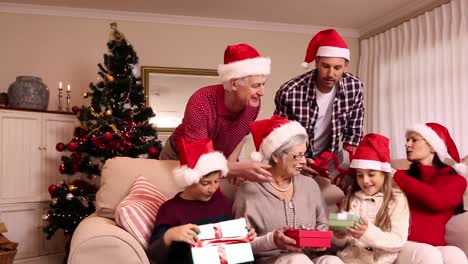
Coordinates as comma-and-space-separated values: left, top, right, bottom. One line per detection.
359, 0, 468, 159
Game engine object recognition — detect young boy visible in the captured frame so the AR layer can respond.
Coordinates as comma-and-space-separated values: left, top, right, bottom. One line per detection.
147, 138, 235, 264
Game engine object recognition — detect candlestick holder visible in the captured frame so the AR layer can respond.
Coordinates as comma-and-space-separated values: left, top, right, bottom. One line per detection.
58, 88, 63, 111
66, 90, 71, 112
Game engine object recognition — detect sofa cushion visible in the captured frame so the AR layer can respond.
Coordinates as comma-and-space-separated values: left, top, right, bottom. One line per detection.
96, 157, 183, 219
115, 176, 168, 249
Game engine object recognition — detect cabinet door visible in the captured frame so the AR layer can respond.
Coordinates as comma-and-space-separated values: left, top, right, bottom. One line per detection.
0, 111, 42, 203
41, 114, 78, 199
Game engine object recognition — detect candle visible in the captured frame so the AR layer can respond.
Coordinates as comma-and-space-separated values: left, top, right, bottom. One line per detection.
59, 82, 63, 90
67, 84, 71, 92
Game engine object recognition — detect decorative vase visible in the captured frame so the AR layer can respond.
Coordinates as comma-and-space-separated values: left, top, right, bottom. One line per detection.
8, 76, 49, 110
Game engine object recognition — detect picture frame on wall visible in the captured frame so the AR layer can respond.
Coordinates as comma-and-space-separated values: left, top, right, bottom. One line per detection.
141, 66, 218, 139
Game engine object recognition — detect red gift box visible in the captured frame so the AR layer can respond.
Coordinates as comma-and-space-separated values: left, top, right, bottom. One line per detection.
284, 230, 332, 248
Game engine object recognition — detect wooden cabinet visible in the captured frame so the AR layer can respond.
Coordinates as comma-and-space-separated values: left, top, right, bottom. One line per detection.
0, 108, 78, 263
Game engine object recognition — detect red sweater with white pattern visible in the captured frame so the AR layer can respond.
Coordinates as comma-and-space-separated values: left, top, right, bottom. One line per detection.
393, 164, 467, 246
172, 84, 260, 157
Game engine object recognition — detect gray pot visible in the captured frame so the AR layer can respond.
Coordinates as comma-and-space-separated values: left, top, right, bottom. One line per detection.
8, 76, 49, 110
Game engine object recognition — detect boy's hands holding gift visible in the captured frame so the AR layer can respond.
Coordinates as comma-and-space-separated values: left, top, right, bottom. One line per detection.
247, 225, 257, 240
273, 226, 301, 251
163, 223, 200, 246
347, 217, 368, 239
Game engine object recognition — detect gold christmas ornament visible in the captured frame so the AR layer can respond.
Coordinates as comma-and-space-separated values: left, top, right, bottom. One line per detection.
105, 109, 113, 116
107, 75, 115, 82
51, 198, 58, 205
110, 22, 125, 41
83, 92, 89, 98
90, 107, 101, 118
68, 185, 77, 191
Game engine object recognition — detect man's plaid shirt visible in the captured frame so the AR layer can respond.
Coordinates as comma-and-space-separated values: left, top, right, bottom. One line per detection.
274, 69, 364, 157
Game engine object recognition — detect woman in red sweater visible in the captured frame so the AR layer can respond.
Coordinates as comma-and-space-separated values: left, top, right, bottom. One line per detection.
394, 123, 467, 264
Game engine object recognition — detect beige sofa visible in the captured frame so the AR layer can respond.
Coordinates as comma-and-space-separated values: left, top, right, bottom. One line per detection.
68, 157, 468, 264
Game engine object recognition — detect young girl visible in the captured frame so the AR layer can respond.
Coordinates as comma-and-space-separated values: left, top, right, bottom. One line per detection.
332, 133, 410, 264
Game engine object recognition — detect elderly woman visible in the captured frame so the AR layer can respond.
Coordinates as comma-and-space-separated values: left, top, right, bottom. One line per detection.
233, 115, 342, 264
393, 122, 468, 264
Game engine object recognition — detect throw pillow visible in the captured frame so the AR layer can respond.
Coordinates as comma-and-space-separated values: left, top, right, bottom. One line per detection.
115, 175, 168, 249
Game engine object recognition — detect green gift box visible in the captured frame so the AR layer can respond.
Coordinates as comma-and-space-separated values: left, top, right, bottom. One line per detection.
191, 218, 254, 264
329, 212, 362, 232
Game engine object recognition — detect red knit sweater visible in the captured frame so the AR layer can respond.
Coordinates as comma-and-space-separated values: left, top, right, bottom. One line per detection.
394, 164, 467, 246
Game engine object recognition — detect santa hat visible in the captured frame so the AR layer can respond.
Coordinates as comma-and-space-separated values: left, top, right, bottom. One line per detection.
301, 29, 350, 69
350, 133, 392, 173
249, 115, 307, 162
217, 43, 271, 82
407, 123, 468, 177
173, 138, 228, 187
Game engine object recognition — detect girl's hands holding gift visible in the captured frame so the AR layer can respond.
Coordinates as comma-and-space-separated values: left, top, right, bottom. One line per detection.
163, 223, 200, 246
247, 224, 257, 240
347, 217, 368, 239
273, 226, 301, 251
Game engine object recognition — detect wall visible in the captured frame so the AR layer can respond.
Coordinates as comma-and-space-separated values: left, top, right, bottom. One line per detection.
0, 11, 359, 119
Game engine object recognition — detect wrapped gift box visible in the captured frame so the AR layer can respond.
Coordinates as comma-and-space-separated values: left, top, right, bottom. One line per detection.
328, 149, 351, 180
310, 151, 334, 178
191, 218, 254, 264
284, 229, 332, 248
329, 212, 362, 232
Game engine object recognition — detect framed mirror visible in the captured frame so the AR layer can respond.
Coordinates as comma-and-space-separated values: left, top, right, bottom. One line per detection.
141, 66, 218, 135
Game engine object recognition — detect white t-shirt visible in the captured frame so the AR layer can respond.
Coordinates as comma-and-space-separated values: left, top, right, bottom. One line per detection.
313, 85, 336, 156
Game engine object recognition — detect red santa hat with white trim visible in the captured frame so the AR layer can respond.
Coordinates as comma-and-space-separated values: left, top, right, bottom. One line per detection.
350, 133, 392, 173
249, 115, 308, 162
173, 138, 228, 187
407, 122, 468, 177
218, 43, 271, 82
301, 29, 350, 69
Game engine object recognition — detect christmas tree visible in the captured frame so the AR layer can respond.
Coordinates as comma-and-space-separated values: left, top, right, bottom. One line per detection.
43, 22, 162, 239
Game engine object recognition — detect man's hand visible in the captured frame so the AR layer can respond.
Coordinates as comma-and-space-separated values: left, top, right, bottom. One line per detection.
273, 227, 300, 251
163, 224, 200, 246
227, 161, 272, 182
301, 158, 320, 177
343, 144, 357, 155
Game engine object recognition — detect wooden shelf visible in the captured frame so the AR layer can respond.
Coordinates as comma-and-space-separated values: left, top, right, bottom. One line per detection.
0, 106, 75, 115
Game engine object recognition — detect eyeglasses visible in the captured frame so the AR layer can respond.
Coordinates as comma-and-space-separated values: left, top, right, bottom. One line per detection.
283, 151, 306, 161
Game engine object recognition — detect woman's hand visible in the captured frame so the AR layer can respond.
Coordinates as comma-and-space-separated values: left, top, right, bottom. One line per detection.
163, 224, 200, 246
273, 226, 300, 251
347, 217, 368, 239
247, 225, 257, 240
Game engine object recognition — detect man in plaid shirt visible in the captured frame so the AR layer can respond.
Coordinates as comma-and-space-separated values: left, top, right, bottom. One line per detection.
274, 29, 364, 169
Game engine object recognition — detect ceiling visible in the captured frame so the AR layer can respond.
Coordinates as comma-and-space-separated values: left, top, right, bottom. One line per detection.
1, 0, 444, 34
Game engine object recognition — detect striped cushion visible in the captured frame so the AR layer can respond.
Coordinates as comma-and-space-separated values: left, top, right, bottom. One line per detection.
115, 176, 168, 249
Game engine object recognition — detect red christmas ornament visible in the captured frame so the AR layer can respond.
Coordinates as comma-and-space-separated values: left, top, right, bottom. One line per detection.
48, 184, 58, 195
67, 142, 78, 152
59, 163, 66, 173
72, 105, 81, 114
72, 162, 80, 172
148, 146, 159, 157
103, 132, 114, 142
56, 142, 66, 152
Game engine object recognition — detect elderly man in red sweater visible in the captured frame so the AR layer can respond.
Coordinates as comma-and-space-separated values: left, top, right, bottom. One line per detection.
160, 43, 272, 183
